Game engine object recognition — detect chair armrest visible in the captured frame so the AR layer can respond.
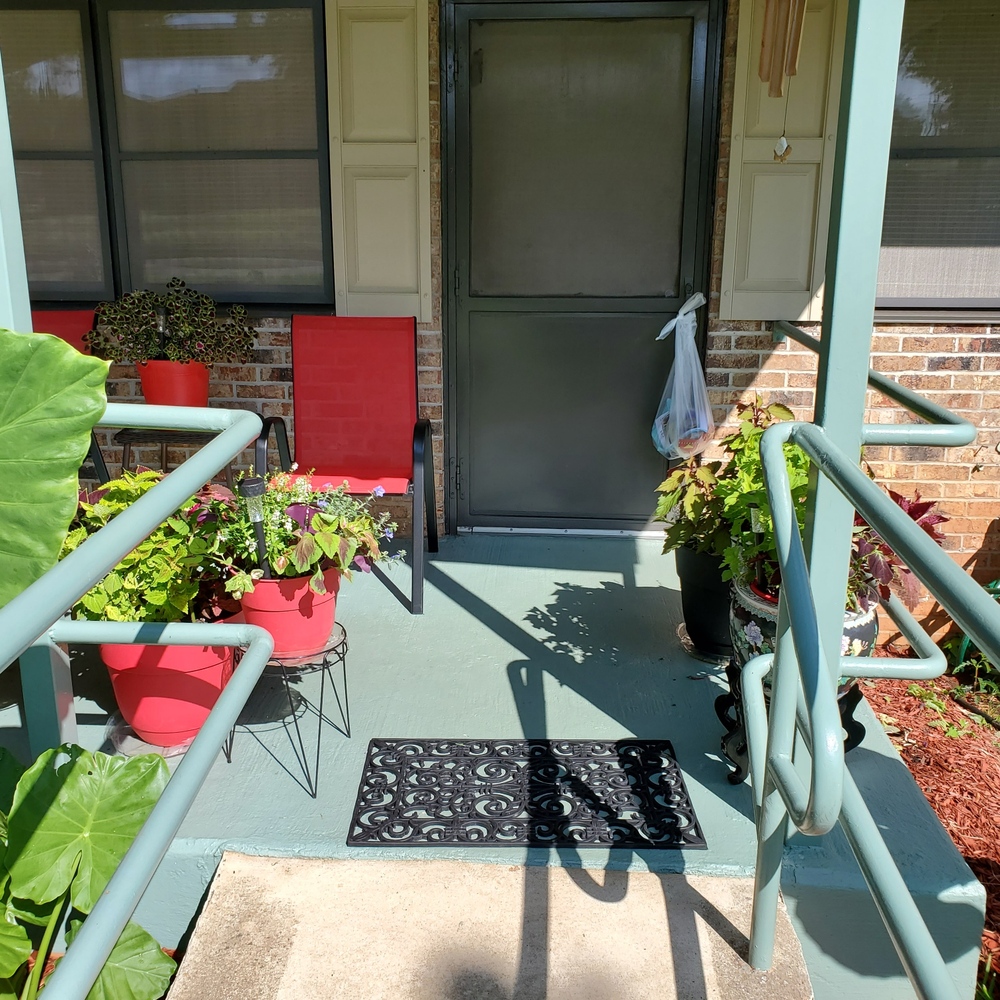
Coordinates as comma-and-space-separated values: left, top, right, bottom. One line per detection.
412, 418, 432, 467
256, 416, 292, 475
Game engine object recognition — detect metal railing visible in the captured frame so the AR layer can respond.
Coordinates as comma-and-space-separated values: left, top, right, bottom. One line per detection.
0, 402, 275, 1000
747, 323, 998, 1000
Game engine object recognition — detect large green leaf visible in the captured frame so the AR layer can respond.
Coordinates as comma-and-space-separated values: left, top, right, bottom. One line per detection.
5, 746, 168, 912
0, 751, 25, 823
0, 916, 29, 980
63, 919, 176, 1000
0, 330, 108, 610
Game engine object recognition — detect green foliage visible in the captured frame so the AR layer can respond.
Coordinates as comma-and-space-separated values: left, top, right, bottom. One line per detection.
65, 918, 175, 1000
90, 276, 254, 364
654, 460, 731, 557
942, 579, 1000, 697
61, 470, 238, 623
978, 954, 997, 1000
220, 471, 398, 598
0, 330, 108, 611
714, 398, 808, 588
0, 745, 173, 999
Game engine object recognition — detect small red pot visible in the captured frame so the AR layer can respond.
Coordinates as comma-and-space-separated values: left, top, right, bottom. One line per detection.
239, 569, 341, 659
99, 642, 234, 746
138, 360, 210, 406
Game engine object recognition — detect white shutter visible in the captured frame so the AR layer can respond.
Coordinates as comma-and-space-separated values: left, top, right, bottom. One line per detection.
719, 0, 846, 321
326, 0, 432, 320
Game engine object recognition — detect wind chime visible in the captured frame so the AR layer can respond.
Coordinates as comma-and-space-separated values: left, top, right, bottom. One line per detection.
758, 0, 808, 162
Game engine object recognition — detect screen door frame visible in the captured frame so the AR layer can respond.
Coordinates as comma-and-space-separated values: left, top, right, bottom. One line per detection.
442, 0, 723, 531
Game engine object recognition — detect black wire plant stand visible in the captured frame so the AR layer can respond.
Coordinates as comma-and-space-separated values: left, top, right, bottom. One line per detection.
226, 623, 350, 798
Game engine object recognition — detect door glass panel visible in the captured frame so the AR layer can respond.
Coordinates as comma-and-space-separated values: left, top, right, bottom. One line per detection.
121, 158, 325, 292
108, 8, 318, 152
469, 18, 692, 298
0, 10, 93, 152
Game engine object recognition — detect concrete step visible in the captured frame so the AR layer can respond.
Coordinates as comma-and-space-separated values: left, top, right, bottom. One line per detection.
167, 853, 812, 1000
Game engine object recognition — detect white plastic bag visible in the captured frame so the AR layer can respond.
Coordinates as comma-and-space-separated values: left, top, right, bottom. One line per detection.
651, 292, 714, 459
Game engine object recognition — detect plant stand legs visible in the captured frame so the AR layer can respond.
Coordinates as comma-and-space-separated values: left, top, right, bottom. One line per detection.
716, 659, 868, 784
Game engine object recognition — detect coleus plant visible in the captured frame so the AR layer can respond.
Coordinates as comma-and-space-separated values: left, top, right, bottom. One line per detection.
0, 745, 173, 999
849, 490, 949, 612
61, 471, 238, 623
220, 471, 398, 598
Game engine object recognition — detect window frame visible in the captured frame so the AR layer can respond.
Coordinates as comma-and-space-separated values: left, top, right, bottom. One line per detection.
3, 0, 335, 305
875, 4, 1000, 314
1, 0, 116, 301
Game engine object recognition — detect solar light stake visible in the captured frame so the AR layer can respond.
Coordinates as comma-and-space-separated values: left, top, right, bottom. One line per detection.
238, 476, 271, 578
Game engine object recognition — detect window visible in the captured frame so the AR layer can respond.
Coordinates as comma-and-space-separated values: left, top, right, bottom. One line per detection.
878, 0, 1000, 309
0, 0, 332, 304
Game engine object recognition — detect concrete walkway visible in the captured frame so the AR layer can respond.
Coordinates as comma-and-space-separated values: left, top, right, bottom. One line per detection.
167, 854, 812, 1000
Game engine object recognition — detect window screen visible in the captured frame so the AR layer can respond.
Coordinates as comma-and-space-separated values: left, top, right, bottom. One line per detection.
878, 0, 1000, 307
0, 7, 110, 297
0, 2, 331, 303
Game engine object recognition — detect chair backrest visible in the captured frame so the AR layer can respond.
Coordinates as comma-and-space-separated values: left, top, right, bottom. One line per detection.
291, 316, 418, 479
31, 310, 95, 354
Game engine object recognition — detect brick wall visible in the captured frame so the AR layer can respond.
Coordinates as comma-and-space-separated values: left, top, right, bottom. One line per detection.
707, 0, 1000, 632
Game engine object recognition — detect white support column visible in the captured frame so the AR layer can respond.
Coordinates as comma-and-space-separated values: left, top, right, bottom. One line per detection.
0, 51, 30, 332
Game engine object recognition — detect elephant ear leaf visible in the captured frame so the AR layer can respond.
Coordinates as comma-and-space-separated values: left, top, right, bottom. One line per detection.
0, 330, 108, 610
63, 919, 176, 1000
6, 746, 168, 913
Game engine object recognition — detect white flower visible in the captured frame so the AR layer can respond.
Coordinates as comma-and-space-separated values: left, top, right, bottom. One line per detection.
743, 621, 764, 647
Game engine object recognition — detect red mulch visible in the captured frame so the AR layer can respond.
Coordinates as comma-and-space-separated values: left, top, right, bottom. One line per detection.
868, 667, 1000, 966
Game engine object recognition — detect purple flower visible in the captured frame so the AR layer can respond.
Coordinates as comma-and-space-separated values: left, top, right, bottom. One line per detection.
385, 528, 394, 540
354, 554, 371, 573
286, 503, 322, 531
373, 485, 386, 498
743, 621, 764, 647
195, 341, 205, 351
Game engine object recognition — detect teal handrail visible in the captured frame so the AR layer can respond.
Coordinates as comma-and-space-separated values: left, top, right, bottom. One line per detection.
747, 416, 999, 1000
773, 321, 977, 449
0, 402, 275, 1000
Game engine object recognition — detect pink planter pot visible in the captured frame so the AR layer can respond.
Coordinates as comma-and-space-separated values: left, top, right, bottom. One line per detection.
99, 642, 234, 746
138, 360, 210, 406
239, 569, 341, 659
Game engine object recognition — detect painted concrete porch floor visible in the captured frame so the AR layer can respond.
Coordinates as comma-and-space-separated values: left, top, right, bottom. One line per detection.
0, 534, 983, 998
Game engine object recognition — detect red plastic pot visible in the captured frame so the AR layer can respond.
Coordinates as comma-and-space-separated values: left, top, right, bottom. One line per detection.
138, 360, 210, 406
239, 569, 341, 659
99, 642, 234, 746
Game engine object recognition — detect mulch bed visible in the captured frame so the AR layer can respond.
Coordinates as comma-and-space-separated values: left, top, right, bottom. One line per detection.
867, 664, 1000, 966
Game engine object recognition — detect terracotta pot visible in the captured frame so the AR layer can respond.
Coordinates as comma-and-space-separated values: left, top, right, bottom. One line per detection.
239, 569, 341, 659
100, 642, 234, 746
138, 360, 210, 406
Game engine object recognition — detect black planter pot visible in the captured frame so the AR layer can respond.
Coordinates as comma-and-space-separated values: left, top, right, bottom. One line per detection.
675, 543, 732, 657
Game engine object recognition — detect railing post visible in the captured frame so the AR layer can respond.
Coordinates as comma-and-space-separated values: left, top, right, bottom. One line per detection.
0, 50, 32, 332
805, 0, 905, 666
20, 637, 78, 757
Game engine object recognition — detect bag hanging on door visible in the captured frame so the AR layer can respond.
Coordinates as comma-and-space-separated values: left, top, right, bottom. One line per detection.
651, 292, 714, 459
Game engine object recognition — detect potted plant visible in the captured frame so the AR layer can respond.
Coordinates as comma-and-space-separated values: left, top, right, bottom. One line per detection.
0, 744, 174, 999
655, 399, 797, 658
89, 277, 254, 406
716, 396, 948, 668
219, 471, 397, 658
60, 470, 240, 745
654, 458, 735, 657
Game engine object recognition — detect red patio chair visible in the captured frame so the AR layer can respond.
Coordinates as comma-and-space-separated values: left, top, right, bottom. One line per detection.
31, 310, 109, 483
255, 315, 438, 614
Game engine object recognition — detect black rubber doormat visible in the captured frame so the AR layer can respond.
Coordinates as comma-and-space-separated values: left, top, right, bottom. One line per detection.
347, 738, 706, 848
